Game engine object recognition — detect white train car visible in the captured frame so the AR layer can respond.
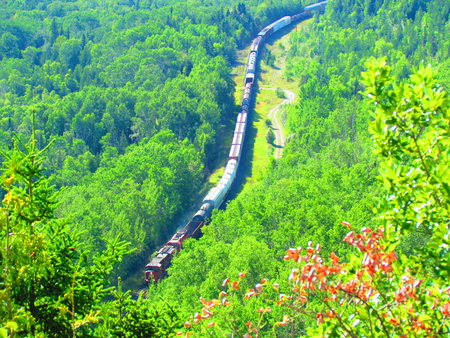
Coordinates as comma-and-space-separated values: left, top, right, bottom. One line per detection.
305, 1, 328, 13
273, 16, 291, 33
203, 160, 238, 209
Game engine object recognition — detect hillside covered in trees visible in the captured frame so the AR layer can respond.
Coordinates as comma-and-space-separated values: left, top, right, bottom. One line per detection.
0, 0, 311, 279
152, 0, 450, 336
1, 0, 450, 337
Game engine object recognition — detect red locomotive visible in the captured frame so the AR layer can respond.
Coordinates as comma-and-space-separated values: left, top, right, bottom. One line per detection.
145, 221, 204, 282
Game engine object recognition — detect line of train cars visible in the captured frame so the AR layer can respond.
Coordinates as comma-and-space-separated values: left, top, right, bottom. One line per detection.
144, 0, 328, 283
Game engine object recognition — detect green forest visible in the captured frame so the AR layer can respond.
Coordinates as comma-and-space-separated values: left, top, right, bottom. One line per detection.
1, 0, 450, 337
0, 0, 310, 279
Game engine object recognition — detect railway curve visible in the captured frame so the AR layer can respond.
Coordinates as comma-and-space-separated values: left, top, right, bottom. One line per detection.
143, 1, 328, 284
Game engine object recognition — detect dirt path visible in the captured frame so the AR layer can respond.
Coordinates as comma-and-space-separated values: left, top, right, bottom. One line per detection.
258, 87, 295, 159
238, 85, 295, 159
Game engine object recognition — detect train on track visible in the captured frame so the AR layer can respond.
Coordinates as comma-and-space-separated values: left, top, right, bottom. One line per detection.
145, 1, 328, 283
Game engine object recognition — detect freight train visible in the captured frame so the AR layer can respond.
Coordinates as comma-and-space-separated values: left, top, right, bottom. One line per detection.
144, 1, 328, 283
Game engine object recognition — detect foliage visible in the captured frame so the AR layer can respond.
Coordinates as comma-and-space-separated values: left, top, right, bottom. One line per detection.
275, 87, 285, 99
96, 279, 182, 338
0, 0, 315, 281
363, 58, 450, 277
56, 130, 204, 277
175, 61, 450, 338
265, 128, 275, 144
0, 132, 131, 337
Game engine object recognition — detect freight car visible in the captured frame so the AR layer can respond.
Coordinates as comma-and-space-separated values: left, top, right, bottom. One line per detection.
145, 220, 203, 282
145, 1, 327, 283
305, 1, 328, 13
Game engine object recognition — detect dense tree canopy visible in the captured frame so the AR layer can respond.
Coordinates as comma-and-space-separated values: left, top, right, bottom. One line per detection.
0, 0, 315, 278
152, 0, 450, 336
171, 59, 450, 338
2, 0, 450, 336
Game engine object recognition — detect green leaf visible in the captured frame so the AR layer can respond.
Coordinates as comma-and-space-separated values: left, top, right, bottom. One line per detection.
0, 328, 7, 338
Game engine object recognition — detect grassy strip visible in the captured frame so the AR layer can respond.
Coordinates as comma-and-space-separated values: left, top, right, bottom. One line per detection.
230, 19, 312, 191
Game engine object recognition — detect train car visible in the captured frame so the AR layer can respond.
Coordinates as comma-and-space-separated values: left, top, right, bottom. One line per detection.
184, 220, 204, 239
192, 203, 212, 222
165, 220, 204, 249
145, 245, 176, 282
259, 16, 291, 40
243, 83, 253, 99
244, 83, 253, 99
305, 1, 327, 13
236, 116, 247, 135
203, 164, 236, 210
245, 52, 258, 84
245, 73, 255, 85
246, 52, 257, 72
272, 16, 291, 33
258, 23, 274, 40
232, 132, 244, 146
251, 36, 263, 52
203, 186, 224, 209
229, 143, 242, 161
237, 113, 247, 124
166, 229, 189, 250
292, 12, 307, 21
145, 220, 205, 282
203, 158, 237, 208
225, 159, 238, 175
235, 121, 246, 133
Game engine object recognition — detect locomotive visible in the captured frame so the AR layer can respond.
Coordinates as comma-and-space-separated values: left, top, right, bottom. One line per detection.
145, 1, 328, 283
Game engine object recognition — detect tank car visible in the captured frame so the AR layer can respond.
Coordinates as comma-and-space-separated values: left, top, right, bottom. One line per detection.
203, 159, 238, 209
247, 52, 257, 72
291, 12, 306, 21
244, 83, 252, 95
192, 203, 212, 222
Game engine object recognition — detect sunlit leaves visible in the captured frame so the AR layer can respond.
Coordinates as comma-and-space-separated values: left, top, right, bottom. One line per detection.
0, 134, 131, 336
363, 59, 450, 280
178, 61, 450, 337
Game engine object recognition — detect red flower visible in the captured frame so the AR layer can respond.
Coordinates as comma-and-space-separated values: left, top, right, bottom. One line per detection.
441, 302, 450, 317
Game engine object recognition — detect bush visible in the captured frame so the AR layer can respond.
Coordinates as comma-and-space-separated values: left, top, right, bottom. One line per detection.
276, 87, 285, 98
265, 128, 275, 144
